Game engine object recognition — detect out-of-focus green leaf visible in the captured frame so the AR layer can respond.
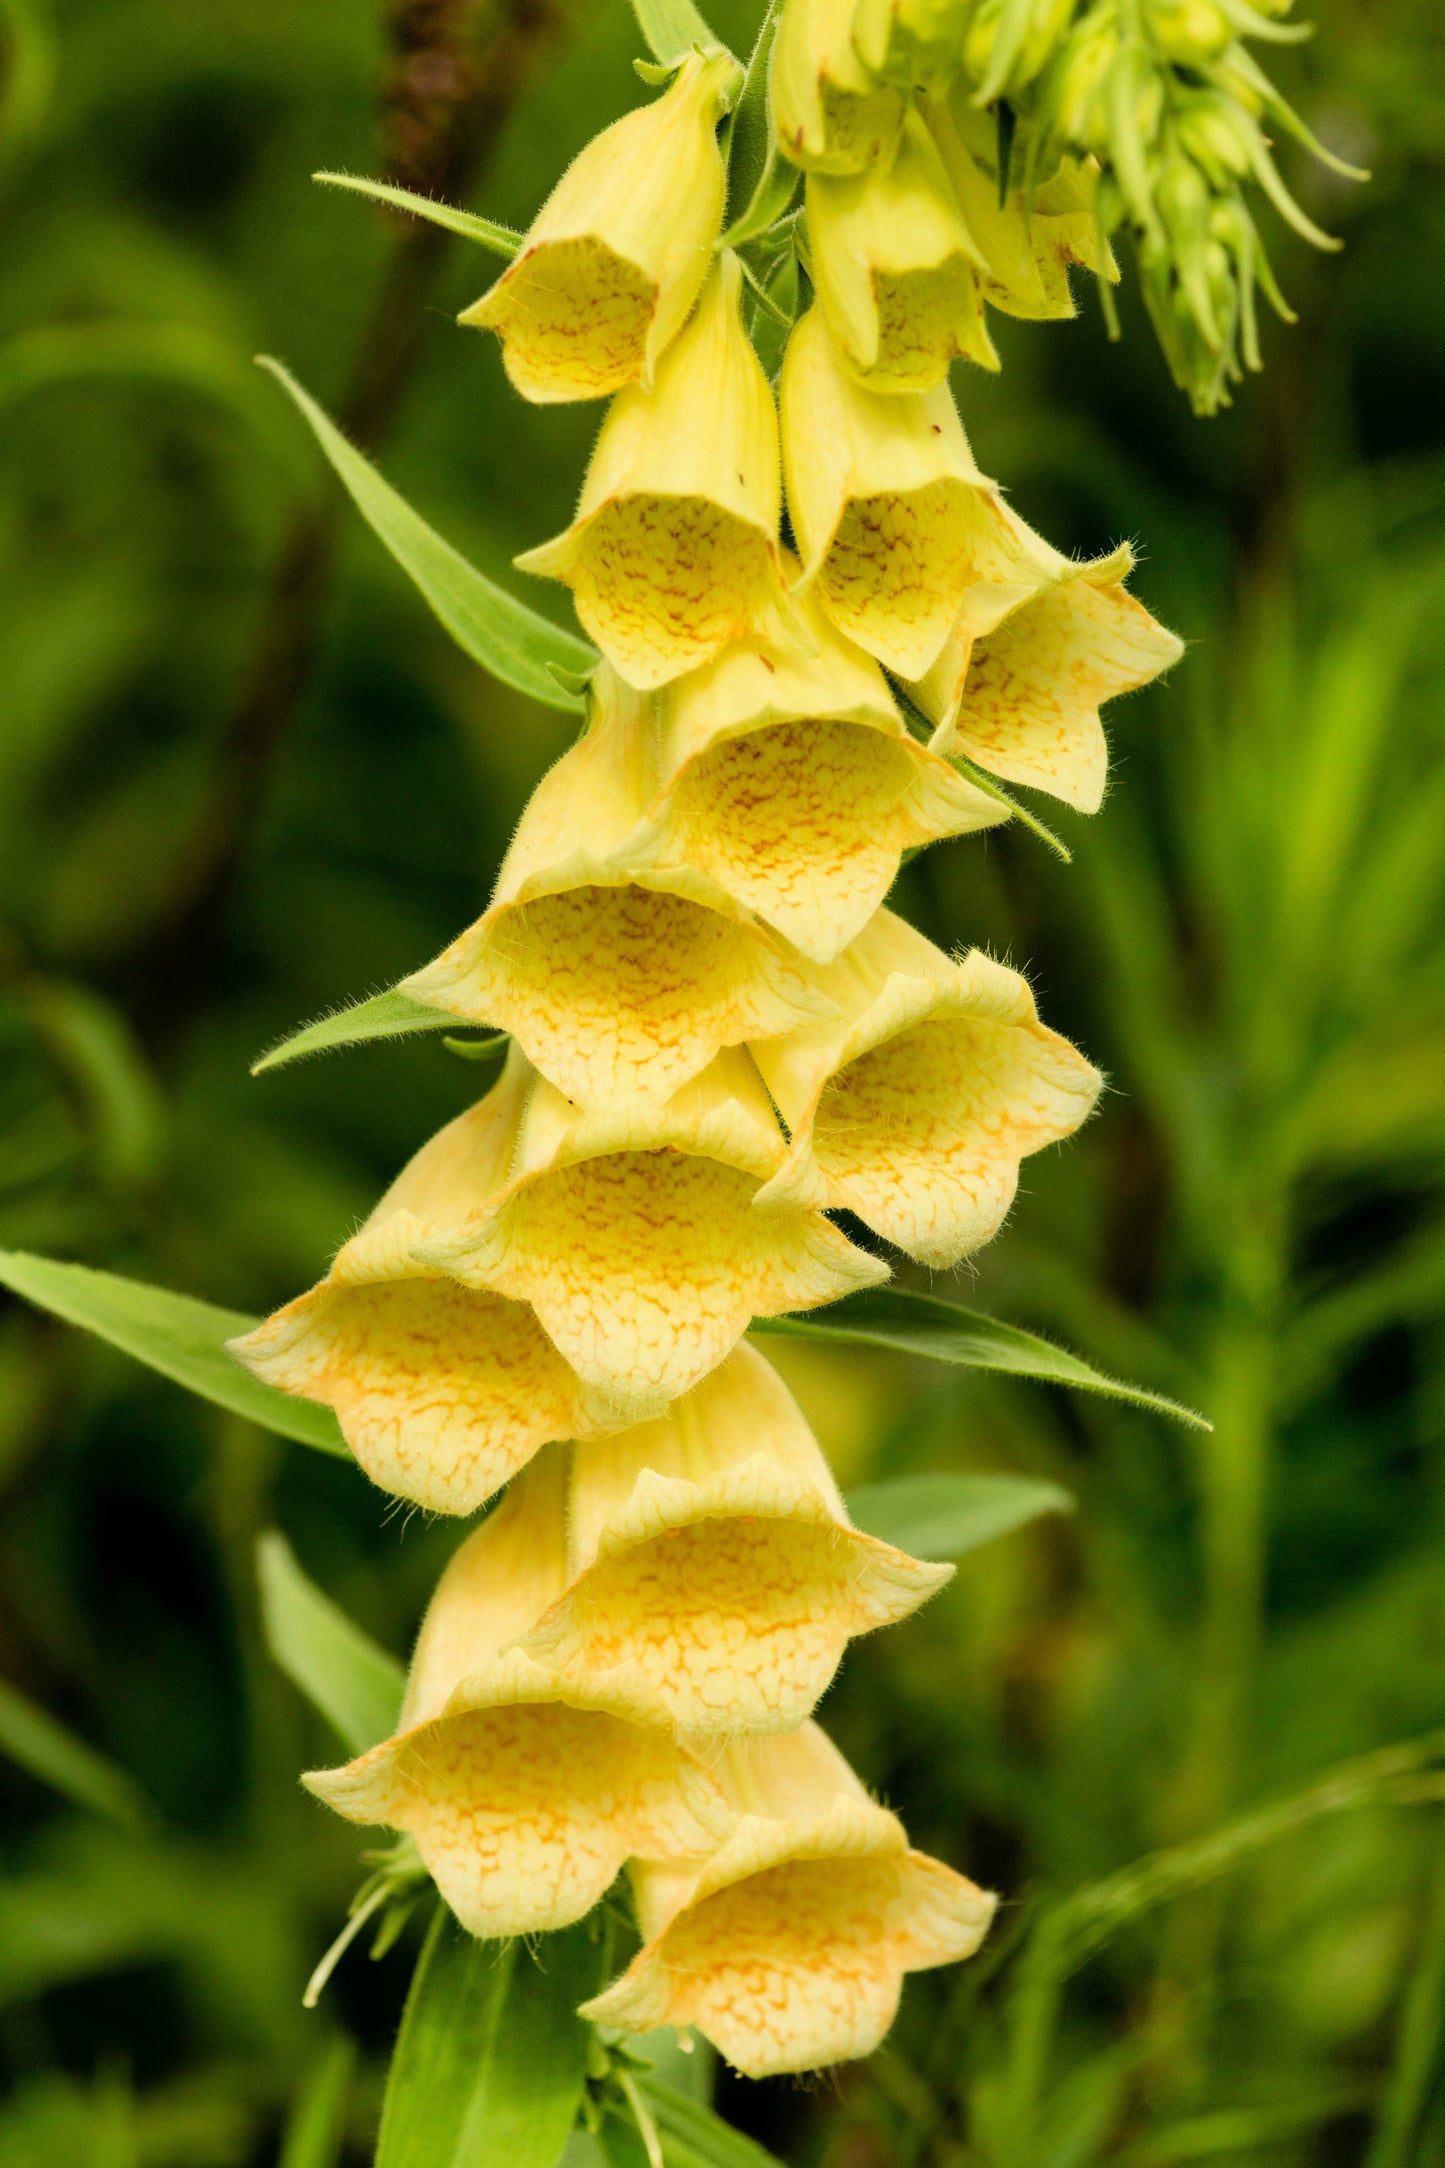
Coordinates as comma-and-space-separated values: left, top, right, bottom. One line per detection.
754, 1290, 1210, 1431
375, 1909, 602, 2168
845, 1473, 1075, 1559
278, 2036, 356, 2168
257, 1533, 404, 1756
258, 358, 595, 712
0, 1677, 152, 1829
313, 170, 521, 254
0, 319, 286, 449
637, 2078, 783, 2168
631, 0, 729, 67
20, 975, 164, 1190
0, 1250, 348, 1456
251, 987, 474, 1075
0, 0, 55, 176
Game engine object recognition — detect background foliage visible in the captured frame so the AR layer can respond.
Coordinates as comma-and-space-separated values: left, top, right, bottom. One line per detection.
2, 0, 1445, 2160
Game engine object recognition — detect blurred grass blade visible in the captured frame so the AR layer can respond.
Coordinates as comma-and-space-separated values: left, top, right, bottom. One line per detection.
257, 357, 596, 712
0, 0, 56, 177
631, 0, 727, 66
376, 1909, 603, 2168
314, 171, 520, 255
0, 320, 290, 453
0, 1678, 151, 1830
21, 974, 164, 1190
257, 1533, 404, 1756
279, 2036, 356, 2168
845, 1473, 1074, 1558
251, 988, 475, 1075
637, 2077, 783, 2168
0, 1250, 348, 1457
754, 1289, 1210, 1430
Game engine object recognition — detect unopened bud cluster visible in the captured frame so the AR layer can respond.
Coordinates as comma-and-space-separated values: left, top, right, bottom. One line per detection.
239, 25, 1182, 2078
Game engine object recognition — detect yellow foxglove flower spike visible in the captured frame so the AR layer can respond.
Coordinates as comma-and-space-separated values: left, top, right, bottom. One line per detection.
305, 1448, 732, 1939
621, 584, 1005, 961
905, 512, 1186, 813
517, 1344, 951, 1738
752, 909, 1102, 1267
780, 306, 1013, 681
771, 0, 906, 175
229, 1053, 615, 1514
458, 53, 733, 403
415, 1043, 886, 1420
581, 1720, 996, 2076
806, 110, 997, 392
515, 253, 786, 690
399, 666, 827, 1107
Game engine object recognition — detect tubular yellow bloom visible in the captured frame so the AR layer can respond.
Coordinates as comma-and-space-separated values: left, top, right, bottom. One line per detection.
399, 666, 826, 1106
515, 253, 784, 689
458, 54, 734, 403
581, 1721, 996, 2075
752, 909, 1102, 1266
772, 0, 906, 174
781, 305, 1012, 680
806, 111, 997, 392
517, 1344, 951, 1737
609, 590, 1005, 961
905, 512, 1186, 812
305, 1450, 731, 1939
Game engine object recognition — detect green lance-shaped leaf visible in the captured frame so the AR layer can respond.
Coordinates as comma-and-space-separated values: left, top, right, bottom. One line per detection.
844, 1473, 1074, 1558
0, 1677, 153, 1830
718, 0, 798, 252
279, 2037, 357, 2168
250, 988, 483, 1075
257, 1533, 404, 1756
258, 358, 596, 712
753, 1287, 1210, 1431
376, 1908, 604, 2168
313, 170, 521, 256
0, 1249, 348, 1457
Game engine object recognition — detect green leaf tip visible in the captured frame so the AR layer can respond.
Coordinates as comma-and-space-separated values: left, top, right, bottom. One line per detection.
845, 1472, 1075, 1558
255, 354, 596, 710
0, 1249, 349, 1456
754, 1286, 1210, 1430
313, 170, 521, 257
251, 987, 477, 1074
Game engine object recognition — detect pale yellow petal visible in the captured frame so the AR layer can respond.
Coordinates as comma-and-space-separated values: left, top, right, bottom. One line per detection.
460, 53, 732, 401
515, 255, 783, 689
517, 1345, 950, 1735
753, 909, 1102, 1265
772, 0, 906, 173
582, 1724, 995, 2076
781, 307, 1013, 680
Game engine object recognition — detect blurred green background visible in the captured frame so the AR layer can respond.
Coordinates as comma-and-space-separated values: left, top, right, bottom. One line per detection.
2, 0, 1445, 2160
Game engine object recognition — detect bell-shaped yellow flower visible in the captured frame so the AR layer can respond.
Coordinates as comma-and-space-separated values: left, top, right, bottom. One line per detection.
517, 1344, 950, 1738
806, 111, 997, 392
515, 253, 784, 689
399, 667, 825, 1107
781, 306, 1012, 680
597, 595, 1005, 961
581, 1721, 995, 2076
752, 909, 1102, 1266
458, 54, 733, 403
772, 0, 906, 174
905, 510, 1185, 812
305, 1450, 731, 1940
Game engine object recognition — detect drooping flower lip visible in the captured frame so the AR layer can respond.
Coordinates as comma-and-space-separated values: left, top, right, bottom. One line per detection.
514, 1344, 952, 1738
582, 1723, 996, 2076
753, 908, 1103, 1267
304, 1450, 733, 1940
515, 253, 786, 690
459, 51, 733, 403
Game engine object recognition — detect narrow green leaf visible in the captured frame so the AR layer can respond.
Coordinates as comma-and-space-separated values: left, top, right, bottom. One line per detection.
257, 1533, 404, 1756
279, 2037, 357, 2168
631, 0, 727, 66
753, 1288, 1210, 1431
376, 1909, 603, 2168
638, 2080, 783, 2168
844, 1473, 1074, 1558
719, 0, 793, 249
0, 1678, 152, 1831
0, 1250, 348, 1456
313, 171, 521, 256
251, 988, 473, 1075
257, 357, 596, 711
